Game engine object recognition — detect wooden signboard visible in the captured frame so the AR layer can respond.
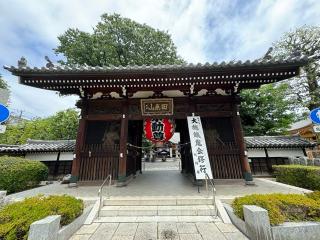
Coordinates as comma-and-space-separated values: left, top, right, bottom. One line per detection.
141, 98, 173, 116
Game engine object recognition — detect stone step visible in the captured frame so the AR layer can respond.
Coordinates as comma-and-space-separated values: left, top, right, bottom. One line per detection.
100, 205, 216, 217
103, 196, 214, 206
94, 215, 221, 223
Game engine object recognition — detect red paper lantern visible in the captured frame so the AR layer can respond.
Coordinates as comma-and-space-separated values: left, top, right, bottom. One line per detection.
144, 118, 175, 143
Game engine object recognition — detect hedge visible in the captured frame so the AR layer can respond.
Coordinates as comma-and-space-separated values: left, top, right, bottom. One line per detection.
0, 156, 48, 194
0, 195, 84, 240
232, 192, 320, 225
273, 165, 320, 190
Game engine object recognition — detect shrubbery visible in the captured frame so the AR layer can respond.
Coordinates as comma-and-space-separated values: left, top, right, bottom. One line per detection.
273, 165, 320, 190
0, 195, 84, 239
0, 156, 48, 193
232, 192, 320, 225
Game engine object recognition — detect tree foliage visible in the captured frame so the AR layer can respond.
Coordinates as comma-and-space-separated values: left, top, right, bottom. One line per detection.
55, 13, 184, 66
0, 109, 79, 145
272, 25, 320, 111
240, 83, 294, 136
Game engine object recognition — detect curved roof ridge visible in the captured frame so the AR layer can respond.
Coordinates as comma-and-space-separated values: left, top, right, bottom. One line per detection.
26, 139, 76, 144
3, 54, 312, 74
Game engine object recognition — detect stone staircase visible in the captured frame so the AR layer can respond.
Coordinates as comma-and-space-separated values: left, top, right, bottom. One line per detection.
94, 196, 219, 223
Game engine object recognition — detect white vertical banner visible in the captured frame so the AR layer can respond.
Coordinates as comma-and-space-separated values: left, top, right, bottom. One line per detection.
187, 116, 213, 179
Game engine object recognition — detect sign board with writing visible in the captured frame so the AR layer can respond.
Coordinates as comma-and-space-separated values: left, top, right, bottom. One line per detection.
187, 116, 213, 180
313, 125, 320, 133
0, 104, 9, 123
0, 125, 6, 134
0, 89, 9, 105
141, 98, 173, 116
310, 107, 320, 124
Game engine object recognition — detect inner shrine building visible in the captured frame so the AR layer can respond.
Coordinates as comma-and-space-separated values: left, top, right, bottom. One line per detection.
4, 55, 309, 184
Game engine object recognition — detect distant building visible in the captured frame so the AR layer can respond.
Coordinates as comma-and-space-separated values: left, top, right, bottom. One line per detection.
0, 140, 74, 179
289, 118, 319, 158
246, 135, 315, 175
289, 118, 316, 141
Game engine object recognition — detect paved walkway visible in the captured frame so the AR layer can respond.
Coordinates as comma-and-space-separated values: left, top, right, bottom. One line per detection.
70, 221, 248, 240
5, 160, 308, 240
143, 158, 181, 171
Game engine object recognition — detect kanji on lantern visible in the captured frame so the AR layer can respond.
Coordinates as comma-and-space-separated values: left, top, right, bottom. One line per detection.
144, 118, 175, 143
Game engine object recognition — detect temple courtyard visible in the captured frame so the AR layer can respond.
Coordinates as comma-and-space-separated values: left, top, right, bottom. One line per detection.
6, 159, 309, 202
4, 159, 311, 240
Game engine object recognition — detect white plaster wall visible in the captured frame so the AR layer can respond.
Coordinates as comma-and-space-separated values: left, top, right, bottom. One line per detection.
25, 152, 58, 161
267, 148, 305, 158
25, 152, 74, 162
247, 149, 266, 158
59, 152, 74, 161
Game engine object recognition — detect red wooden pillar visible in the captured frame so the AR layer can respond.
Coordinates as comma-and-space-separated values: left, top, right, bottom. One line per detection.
118, 103, 128, 182
232, 104, 253, 182
71, 118, 86, 182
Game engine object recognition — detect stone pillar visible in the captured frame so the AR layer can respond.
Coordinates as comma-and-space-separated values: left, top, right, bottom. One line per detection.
314, 158, 320, 166
243, 205, 273, 240
299, 156, 308, 165
0, 191, 6, 206
28, 215, 61, 240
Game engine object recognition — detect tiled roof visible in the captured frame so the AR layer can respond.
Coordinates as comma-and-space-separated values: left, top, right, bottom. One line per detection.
245, 135, 316, 148
0, 139, 75, 153
289, 118, 313, 131
3, 54, 314, 75
0, 136, 316, 154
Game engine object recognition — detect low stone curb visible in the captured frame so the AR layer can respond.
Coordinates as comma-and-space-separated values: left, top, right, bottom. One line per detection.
224, 203, 320, 240
28, 204, 93, 240
84, 199, 100, 225
215, 198, 231, 224
258, 178, 313, 193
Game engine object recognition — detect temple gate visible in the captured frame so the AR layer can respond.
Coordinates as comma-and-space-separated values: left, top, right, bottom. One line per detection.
5, 55, 309, 184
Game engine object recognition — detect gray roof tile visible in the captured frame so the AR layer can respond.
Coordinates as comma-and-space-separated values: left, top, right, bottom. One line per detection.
0, 136, 315, 154
245, 135, 316, 148
3, 54, 314, 75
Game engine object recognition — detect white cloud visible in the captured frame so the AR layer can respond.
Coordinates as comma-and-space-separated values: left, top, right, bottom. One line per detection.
0, 0, 319, 117
204, 0, 320, 61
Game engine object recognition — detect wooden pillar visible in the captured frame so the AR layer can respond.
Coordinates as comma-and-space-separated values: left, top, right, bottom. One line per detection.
71, 118, 86, 182
118, 103, 128, 182
232, 104, 253, 182
264, 148, 272, 173
53, 151, 61, 178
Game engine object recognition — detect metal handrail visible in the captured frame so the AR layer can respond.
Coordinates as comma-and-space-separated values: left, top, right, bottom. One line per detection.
98, 174, 112, 217
204, 173, 218, 217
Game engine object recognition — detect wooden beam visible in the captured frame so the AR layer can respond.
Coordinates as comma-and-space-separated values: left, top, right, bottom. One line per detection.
85, 114, 122, 121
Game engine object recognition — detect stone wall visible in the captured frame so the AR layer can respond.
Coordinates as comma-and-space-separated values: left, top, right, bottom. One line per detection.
225, 203, 320, 240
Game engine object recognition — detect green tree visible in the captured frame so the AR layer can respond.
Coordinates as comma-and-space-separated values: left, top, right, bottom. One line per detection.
55, 13, 184, 66
240, 83, 294, 136
0, 74, 8, 90
0, 109, 79, 144
49, 109, 79, 139
272, 25, 320, 111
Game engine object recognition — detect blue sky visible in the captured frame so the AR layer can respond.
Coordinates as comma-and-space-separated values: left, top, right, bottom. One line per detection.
0, 0, 320, 118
